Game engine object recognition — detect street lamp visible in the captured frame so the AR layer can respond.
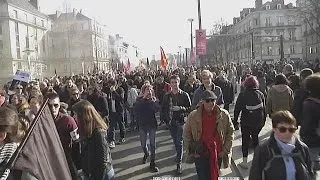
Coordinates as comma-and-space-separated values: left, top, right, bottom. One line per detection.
188, 18, 194, 51
178, 46, 182, 65
188, 18, 194, 66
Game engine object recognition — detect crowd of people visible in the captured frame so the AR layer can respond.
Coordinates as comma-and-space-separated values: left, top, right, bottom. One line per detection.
0, 60, 319, 180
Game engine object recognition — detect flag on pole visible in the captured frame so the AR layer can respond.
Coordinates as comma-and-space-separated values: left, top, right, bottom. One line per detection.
160, 46, 167, 70
5, 100, 72, 179
146, 57, 150, 67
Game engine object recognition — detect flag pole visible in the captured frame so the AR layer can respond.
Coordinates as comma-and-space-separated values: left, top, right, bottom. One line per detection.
4, 98, 49, 170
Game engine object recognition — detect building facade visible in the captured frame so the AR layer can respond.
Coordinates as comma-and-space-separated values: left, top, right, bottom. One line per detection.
207, 0, 303, 64
0, 0, 51, 83
297, 0, 320, 62
47, 9, 110, 76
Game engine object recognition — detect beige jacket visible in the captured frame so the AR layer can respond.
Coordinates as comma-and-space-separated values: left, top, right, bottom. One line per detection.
266, 84, 294, 115
183, 105, 234, 168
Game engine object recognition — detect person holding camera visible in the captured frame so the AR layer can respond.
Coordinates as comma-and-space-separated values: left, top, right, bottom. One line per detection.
184, 90, 234, 180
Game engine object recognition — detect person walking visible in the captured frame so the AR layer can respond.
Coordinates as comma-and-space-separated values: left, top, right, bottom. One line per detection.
234, 76, 266, 168
249, 111, 314, 180
161, 75, 191, 174
134, 84, 160, 172
73, 100, 114, 180
184, 90, 234, 180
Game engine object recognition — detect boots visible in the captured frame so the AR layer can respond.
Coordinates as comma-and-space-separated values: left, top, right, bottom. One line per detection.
176, 163, 182, 175
238, 157, 249, 169
150, 160, 159, 172
142, 153, 149, 164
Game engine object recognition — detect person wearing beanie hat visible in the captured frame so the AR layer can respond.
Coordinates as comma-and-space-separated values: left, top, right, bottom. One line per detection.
234, 75, 266, 169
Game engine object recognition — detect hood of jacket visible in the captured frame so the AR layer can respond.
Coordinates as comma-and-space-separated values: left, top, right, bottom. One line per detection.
272, 84, 290, 93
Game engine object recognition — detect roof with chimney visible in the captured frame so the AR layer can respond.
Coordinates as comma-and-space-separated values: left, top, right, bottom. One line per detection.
5, 0, 47, 18
48, 12, 91, 21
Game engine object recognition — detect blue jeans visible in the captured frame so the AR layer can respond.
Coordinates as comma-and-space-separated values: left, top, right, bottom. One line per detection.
195, 156, 210, 180
169, 123, 184, 163
139, 128, 156, 160
85, 168, 115, 180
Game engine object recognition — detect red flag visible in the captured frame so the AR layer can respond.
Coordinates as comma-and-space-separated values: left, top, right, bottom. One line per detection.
10, 101, 72, 179
124, 58, 131, 72
160, 46, 167, 70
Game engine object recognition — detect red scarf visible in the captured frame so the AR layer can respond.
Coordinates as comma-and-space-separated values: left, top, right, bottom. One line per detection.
201, 109, 222, 180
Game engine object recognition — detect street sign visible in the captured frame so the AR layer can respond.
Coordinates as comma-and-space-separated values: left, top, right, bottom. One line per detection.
196, 29, 207, 55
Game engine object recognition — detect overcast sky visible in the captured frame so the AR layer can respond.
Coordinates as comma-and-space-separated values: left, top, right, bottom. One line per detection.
40, 0, 296, 58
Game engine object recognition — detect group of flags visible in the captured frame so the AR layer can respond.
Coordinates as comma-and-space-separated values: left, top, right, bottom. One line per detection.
160, 46, 196, 70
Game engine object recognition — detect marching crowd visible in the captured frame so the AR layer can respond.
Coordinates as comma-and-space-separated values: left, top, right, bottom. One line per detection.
0, 61, 319, 180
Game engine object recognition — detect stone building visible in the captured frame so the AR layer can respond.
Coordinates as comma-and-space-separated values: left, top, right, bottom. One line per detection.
47, 9, 110, 76
207, 0, 303, 65
297, 0, 320, 62
0, 0, 51, 82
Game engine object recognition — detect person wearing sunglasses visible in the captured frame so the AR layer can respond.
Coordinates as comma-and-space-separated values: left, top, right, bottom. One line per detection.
46, 92, 80, 180
184, 90, 234, 180
249, 110, 314, 180
68, 88, 82, 116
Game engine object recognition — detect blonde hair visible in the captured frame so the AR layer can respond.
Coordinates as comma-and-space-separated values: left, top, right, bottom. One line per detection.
72, 100, 108, 137
201, 70, 213, 79
0, 106, 25, 143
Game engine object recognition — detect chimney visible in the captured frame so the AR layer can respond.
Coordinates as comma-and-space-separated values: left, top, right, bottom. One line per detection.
255, 0, 263, 9
29, 0, 39, 10
56, 10, 61, 18
73, 8, 77, 17
79, 9, 82, 14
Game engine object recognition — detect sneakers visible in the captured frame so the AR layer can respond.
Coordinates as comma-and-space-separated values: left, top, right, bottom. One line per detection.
176, 163, 182, 175
150, 161, 159, 172
118, 138, 125, 144
142, 153, 149, 164
109, 141, 116, 149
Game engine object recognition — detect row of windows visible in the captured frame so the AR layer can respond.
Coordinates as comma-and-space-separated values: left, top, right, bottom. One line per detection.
13, 10, 45, 27
237, 16, 296, 34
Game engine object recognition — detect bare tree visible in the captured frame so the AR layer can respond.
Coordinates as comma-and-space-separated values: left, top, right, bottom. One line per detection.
209, 18, 229, 35
207, 18, 230, 64
299, 0, 320, 37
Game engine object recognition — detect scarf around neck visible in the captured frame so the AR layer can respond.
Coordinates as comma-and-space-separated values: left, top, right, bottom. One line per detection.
274, 135, 297, 180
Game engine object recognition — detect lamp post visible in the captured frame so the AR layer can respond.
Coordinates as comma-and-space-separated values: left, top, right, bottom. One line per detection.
188, 18, 194, 53
178, 46, 182, 65
197, 0, 204, 66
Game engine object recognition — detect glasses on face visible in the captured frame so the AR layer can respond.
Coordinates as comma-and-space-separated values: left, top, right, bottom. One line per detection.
16, 87, 23, 90
48, 103, 59, 109
73, 93, 79, 96
204, 99, 216, 103
277, 126, 297, 133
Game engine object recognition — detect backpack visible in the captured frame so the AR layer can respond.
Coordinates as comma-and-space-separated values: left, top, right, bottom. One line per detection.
243, 90, 265, 126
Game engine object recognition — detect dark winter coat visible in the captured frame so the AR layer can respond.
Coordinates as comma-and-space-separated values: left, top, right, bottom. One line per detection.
214, 78, 234, 104
249, 133, 314, 180
291, 87, 309, 126
134, 97, 160, 129
300, 97, 320, 148
234, 88, 266, 129
82, 128, 113, 179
